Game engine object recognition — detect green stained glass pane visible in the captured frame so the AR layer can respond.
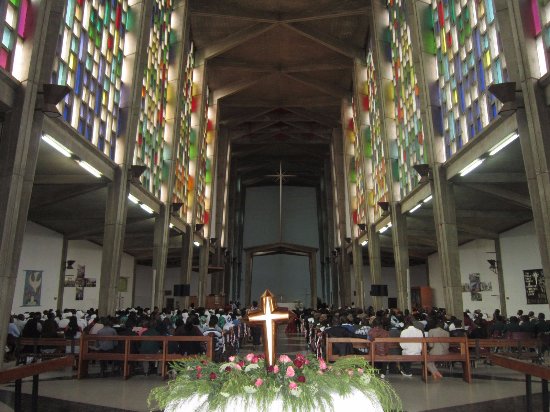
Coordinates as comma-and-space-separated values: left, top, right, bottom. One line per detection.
9, 0, 21, 6
2, 28, 13, 48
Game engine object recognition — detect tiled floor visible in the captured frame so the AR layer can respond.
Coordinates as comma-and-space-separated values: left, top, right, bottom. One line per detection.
0, 328, 544, 412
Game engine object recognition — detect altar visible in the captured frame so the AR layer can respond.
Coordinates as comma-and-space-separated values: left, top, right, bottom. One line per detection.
165, 389, 383, 412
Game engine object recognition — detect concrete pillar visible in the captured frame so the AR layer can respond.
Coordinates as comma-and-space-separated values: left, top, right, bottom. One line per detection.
197, 240, 209, 307
367, 224, 383, 310
0, 0, 65, 369
179, 229, 192, 309
352, 240, 365, 309
98, 0, 152, 316
330, 253, 339, 307
152, 206, 170, 308
495, 238, 508, 317
56, 237, 68, 311
309, 253, 318, 308
244, 252, 253, 306
496, 0, 550, 304
391, 203, 409, 311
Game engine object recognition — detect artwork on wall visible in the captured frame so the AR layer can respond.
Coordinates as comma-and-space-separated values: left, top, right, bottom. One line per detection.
75, 286, 84, 301
64, 275, 75, 287
462, 273, 492, 297
85, 278, 96, 287
523, 269, 547, 304
22, 270, 42, 306
469, 273, 481, 292
471, 292, 482, 302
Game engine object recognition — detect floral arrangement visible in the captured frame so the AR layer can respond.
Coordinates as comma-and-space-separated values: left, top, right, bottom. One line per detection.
148, 353, 402, 412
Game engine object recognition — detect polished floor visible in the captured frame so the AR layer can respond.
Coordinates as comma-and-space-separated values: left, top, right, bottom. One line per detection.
0, 328, 544, 412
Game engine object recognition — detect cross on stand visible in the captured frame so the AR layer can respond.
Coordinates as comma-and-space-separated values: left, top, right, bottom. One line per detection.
246, 289, 289, 367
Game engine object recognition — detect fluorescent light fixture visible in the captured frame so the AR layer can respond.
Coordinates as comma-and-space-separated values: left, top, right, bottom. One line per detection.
409, 204, 422, 214
139, 203, 154, 214
169, 223, 174, 229
361, 240, 368, 246
423, 195, 433, 203
193, 241, 200, 247
387, 222, 392, 228
489, 132, 519, 156
379, 226, 388, 234
459, 158, 485, 176
128, 194, 139, 204
77, 160, 102, 178
41, 134, 72, 157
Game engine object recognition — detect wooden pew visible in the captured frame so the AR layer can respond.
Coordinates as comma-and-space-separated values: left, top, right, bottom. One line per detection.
78, 334, 213, 379
468, 337, 541, 364
16, 337, 79, 364
325, 336, 471, 383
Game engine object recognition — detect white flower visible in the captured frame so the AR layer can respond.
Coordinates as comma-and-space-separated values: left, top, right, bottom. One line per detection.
290, 387, 302, 397
245, 363, 260, 372
220, 392, 230, 398
243, 386, 257, 394
361, 374, 371, 385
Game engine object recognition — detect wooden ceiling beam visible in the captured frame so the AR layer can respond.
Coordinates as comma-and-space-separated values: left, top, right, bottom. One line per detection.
459, 183, 531, 209
213, 73, 274, 101
189, 3, 279, 23
209, 59, 352, 73
220, 108, 276, 126
282, 73, 349, 99
221, 96, 340, 108
285, 107, 339, 128
282, 23, 363, 60
197, 23, 277, 62
281, 7, 370, 24
457, 172, 527, 183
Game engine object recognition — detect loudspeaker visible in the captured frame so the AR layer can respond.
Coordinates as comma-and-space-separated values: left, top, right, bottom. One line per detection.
174, 284, 190, 297
370, 284, 388, 296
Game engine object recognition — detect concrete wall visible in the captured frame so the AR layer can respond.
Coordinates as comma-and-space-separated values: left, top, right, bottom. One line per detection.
428, 221, 548, 317
13, 222, 135, 314
241, 186, 321, 306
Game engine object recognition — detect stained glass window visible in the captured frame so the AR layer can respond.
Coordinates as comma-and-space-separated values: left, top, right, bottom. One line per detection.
532, 0, 550, 75
52, 0, 129, 161
173, 42, 194, 223
1, 0, 29, 73
431, 0, 507, 159
134, 0, 173, 198
387, 0, 427, 198
364, 51, 388, 222
346, 111, 365, 231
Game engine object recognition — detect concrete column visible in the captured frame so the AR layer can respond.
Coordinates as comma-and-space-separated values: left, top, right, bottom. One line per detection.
352, 240, 365, 309
309, 253, 318, 308
324, 158, 337, 306
244, 252, 253, 306
367, 224, 383, 310
197, 240, 209, 307
495, 238, 508, 317
151, 0, 190, 310
98, 0, 152, 316
407, 1, 463, 317
152, 206, 170, 308
179, 229, 192, 308
391, 203, 409, 311
496, 0, 550, 303
56, 237, 69, 311
330, 253, 339, 307
0, 0, 65, 369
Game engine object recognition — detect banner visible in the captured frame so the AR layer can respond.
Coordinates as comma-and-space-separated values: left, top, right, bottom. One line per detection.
523, 269, 547, 304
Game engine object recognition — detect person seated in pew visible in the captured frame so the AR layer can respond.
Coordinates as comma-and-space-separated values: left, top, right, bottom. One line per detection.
368, 318, 389, 379
95, 318, 118, 376
426, 319, 448, 380
140, 320, 162, 376
174, 315, 204, 356
399, 316, 424, 377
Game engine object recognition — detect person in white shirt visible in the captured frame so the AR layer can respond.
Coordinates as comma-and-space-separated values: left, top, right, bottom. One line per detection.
399, 317, 424, 377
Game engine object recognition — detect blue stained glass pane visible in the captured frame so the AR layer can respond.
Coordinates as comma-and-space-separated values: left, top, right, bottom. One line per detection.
75, 62, 82, 95
459, 85, 465, 111
485, 0, 495, 23
478, 60, 486, 91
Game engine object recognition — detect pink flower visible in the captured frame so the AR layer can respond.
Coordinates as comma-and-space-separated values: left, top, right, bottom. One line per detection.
196, 372, 202, 379
251, 356, 259, 364
225, 366, 232, 372
228, 356, 236, 362
273, 365, 280, 373
246, 353, 255, 362
289, 382, 298, 390
286, 366, 295, 377
234, 363, 242, 370
297, 375, 306, 383
357, 368, 364, 375
348, 370, 354, 377
196, 366, 202, 372
255, 378, 263, 387
209, 372, 217, 380
279, 354, 292, 363
238, 361, 245, 368
293, 358, 304, 368
319, 359, 327, 371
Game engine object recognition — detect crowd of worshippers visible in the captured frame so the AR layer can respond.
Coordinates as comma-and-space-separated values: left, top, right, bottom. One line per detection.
304, 306, 550, 380
5, 306, 247, 371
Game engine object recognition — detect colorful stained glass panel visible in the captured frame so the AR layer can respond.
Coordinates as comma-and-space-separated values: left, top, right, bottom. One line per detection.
1, 0, 29, 73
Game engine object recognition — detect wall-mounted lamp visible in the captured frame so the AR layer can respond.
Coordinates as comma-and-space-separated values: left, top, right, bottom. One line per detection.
360, 240, 368, 247
345, 237, 351, 244
210, 237, 217, 245
488, 82, 523, 115
487, 259, 498, 274
378, 201, 390, 217
193, 241, 201, 247
66, 260, 75, 270
357, 223, 367, 232
171, 202, 183, 214
36, 84, 71, 118
129, 165, 147, 182
413, 164, 432, 184
195, 223, 204, 232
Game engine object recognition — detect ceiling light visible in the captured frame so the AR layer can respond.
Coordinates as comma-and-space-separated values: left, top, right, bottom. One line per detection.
409, 204, 422, 214
193, 241, 200, 247
459, 158, 485, 176
387, 222, 392, 228
423, 195, 433, 203
361, 240, 368, 246
128, 194, 139, 204
139, 203, 154, 214
379, 226, 388, 234
489, 132, 519, 156
41, 134, 72, 157
77, 160, 102, 178
169, 223, 174, 229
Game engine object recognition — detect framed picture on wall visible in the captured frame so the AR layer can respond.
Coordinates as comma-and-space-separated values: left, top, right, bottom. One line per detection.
523, 269, 547, 304
118, 277, 128, 293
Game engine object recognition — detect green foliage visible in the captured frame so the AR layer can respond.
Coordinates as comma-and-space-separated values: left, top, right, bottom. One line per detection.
148, 354, 402, 412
